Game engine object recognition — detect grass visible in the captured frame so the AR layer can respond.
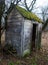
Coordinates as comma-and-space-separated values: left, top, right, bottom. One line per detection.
0, 48, 48, 65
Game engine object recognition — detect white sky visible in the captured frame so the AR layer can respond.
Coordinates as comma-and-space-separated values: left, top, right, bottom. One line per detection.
27, 0, 48, 7
5, 0, 48, 20
6, 0, 48, 10
6, 0, 48, 7
35, 0, 48, 19
35, 0, 48, 7
21, 0, 48, 20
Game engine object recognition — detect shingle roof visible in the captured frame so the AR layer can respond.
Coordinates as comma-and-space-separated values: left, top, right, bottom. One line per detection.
16, 6, 43, 23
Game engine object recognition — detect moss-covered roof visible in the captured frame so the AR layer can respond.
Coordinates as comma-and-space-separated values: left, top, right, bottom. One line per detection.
16, 6, 43, 23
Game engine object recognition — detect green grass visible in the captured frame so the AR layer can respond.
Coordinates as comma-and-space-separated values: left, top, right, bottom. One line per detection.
8, 61, 14, 65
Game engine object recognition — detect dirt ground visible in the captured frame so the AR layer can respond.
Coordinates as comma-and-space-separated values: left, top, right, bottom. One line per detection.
41, 31, 48, 51
0, 31, 48, 65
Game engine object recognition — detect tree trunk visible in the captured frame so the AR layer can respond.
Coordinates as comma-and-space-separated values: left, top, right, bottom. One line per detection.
0, 0, 5, 48
0, 17, 1, 47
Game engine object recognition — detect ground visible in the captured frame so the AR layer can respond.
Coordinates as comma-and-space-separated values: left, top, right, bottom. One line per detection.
41, 31, 48, 50
0, 31, 48, 65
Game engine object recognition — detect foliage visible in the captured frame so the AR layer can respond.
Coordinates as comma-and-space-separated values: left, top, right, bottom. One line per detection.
31, 57, 37, 65
8, 61, 21, 65
15, 61, 21, 65
16, 6, 43, 23
23, 49, 30, 57
8, 61, 15, 65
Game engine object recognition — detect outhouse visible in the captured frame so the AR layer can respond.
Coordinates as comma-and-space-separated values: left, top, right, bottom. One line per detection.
5, 6, 43, 56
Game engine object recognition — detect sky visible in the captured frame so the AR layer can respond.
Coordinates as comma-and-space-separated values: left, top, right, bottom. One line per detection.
27, 0, 48, 7
5, 0, 48, 11
35, 0, 48, 20
35, 0, 48, 7
21, 0, 48, 20
6, 0, 48, 8
26, 0, 48, 13
32, 0, 48, 20
5, 0, 48, 20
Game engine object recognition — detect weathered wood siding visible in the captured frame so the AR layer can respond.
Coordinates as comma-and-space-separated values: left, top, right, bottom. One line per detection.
5, 8, 42, 56
5, 9, 32, 56
21, 20, 33, 56
5, 8, 24, 56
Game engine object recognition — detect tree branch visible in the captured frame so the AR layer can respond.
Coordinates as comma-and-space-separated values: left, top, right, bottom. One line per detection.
42, 19, 48, 31
24, 0, 30, 11
29, 0, 36, 11
24, 0, 36, 12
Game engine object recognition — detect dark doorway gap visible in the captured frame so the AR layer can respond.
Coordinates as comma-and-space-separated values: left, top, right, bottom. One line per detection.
31, 24, 38, 51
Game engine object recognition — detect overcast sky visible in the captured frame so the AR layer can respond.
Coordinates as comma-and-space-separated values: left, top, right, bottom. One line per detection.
35, 0, 48, 19
36, 0, 48, 7
5, 0, 48, 20
5, 0, 48, 11
27, 0, 48, 7
21, 0, 48, 20
6, 0, 48, 8
26, 0, 48, 12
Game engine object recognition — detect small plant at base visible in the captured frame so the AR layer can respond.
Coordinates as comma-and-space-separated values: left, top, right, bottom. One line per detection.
16, 61, 21, 65
31, 57, 37, 65
8, 61, 15, 65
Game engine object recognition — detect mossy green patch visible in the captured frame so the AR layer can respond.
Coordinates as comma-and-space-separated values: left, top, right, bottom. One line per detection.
16, 6, 43, 23
8, 61, 14, 65
16, 61, 21, 65
23, 49, 30, 57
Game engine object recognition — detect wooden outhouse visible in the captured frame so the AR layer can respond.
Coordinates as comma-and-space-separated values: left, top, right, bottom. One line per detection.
5, 6, 43, 56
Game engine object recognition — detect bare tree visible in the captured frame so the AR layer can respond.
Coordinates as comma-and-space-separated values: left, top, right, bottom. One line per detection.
5, 0, 21, 29
23, 0, 36, 12
1, 0, 21, 31
18, 0, 36, 12
0, 0, 21, 47
0, 0, 5, 47
0, 0, 5, 28
41, 6, 48, 31
42, 18, 48, 31
41, 6, 48, 22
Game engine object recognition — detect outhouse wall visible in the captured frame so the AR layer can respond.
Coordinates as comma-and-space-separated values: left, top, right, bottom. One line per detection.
5, 9, 24, 56
5, 8, 42, 56
21, 19, 33, 56
5, 8, 33, 56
